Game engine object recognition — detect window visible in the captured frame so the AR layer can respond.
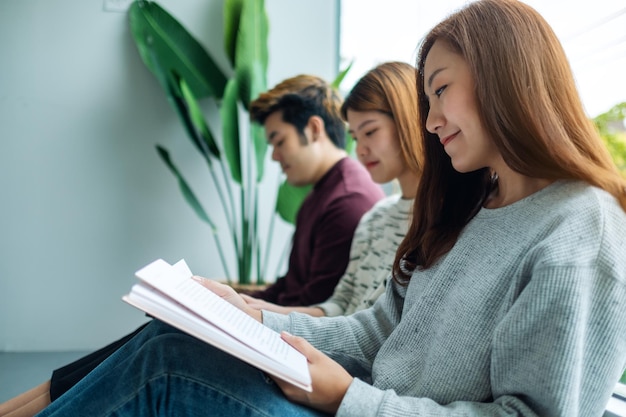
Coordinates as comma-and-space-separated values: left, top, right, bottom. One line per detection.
340, 0, 626, 117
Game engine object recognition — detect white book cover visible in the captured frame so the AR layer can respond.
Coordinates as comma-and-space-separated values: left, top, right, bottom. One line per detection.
122, 258, 312, 391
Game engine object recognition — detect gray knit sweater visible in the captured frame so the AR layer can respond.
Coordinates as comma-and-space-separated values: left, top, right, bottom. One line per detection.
263, 181, 626, 417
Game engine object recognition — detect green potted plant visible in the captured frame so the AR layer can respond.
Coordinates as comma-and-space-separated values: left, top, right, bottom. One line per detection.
594, 102, 626, 175
128, 0, 350, 286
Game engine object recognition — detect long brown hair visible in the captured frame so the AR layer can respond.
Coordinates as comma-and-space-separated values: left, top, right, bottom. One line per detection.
393, 0, 626, 283
341, 61, 423, 176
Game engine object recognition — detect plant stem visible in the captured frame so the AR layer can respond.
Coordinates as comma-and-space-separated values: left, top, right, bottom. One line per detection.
211, 228, 232, 283
246, 131, 256, 284
218, 156, 241, 274
193, 126, 239, 282
261, 175, 280, 282
240, 186, 250, 284
207, 162, 235, 238
254, 191, 263, 285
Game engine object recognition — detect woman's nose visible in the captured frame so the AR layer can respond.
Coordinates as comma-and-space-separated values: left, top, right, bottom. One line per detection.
425, 103, 443, 134
356, 141, 368, 159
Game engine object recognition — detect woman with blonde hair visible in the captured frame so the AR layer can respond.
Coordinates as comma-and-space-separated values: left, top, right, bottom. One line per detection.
31, 1, 626, 416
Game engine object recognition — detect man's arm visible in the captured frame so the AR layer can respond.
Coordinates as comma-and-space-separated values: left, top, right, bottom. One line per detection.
247, 275, 286, 303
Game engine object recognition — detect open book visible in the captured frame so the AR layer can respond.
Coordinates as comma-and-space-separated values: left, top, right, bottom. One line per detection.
122, 258, 312, 391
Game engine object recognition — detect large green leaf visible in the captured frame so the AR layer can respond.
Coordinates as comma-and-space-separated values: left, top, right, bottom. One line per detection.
160, 73, 218, 167
332, 61, 355, 155
594, 102, 626, 174
247, 60, 268, 182
223, 0, 244, 68
221, 78, 242, 183
162, 74, 206, 157
234, 0, 269, 108
331, 60, 353, 89
251, 121, 267, 182
156, 145, 217, 231
276, 182, 312, 224
179, 77, 221, 160
132, 33, 206, 157
129, 0, 227, 100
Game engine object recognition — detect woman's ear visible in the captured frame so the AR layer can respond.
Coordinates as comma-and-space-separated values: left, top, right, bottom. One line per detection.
306, 115, 325, 141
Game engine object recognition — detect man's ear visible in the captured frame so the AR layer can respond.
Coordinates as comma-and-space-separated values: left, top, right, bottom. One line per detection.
306, 115, 325, 142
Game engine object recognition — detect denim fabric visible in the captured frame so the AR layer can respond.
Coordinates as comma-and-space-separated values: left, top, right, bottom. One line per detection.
35, 320, 329, 417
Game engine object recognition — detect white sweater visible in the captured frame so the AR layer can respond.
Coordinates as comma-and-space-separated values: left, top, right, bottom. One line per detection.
264, 181, 626, 417
316, 195, 412, 317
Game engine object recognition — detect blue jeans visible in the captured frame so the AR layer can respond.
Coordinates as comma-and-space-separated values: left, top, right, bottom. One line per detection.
35, 320, 330, 417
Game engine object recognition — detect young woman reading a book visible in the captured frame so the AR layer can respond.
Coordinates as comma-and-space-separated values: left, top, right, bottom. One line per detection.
15, 0, 626, 415
0, 63, 421, 417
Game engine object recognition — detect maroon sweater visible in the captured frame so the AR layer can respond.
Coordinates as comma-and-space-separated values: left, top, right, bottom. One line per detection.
252, 157, 385, 306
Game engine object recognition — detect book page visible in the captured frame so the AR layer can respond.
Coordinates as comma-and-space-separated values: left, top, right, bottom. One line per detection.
130, 259, 311, 388
172, 259, 193, 276
123, 282, 311, 390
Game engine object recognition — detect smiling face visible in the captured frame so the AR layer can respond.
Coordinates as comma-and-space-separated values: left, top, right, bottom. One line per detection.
423, 40, 500, 173
347, 109, 409, 185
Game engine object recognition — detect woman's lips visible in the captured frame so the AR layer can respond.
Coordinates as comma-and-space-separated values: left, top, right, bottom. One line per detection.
440, 132, 459, 147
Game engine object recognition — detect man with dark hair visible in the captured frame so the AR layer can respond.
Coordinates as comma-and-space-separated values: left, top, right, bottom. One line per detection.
0, 75, 384, 415
247, 74, 385, 306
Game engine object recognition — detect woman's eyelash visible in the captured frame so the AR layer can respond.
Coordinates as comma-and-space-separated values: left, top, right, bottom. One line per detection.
435, 85, 447, 97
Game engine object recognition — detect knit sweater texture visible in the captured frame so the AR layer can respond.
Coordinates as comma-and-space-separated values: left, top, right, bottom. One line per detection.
316, 195, 413, 317
263, 181, 626, 417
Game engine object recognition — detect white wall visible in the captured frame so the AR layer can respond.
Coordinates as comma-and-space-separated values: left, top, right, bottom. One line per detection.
0, 0, 339, 351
